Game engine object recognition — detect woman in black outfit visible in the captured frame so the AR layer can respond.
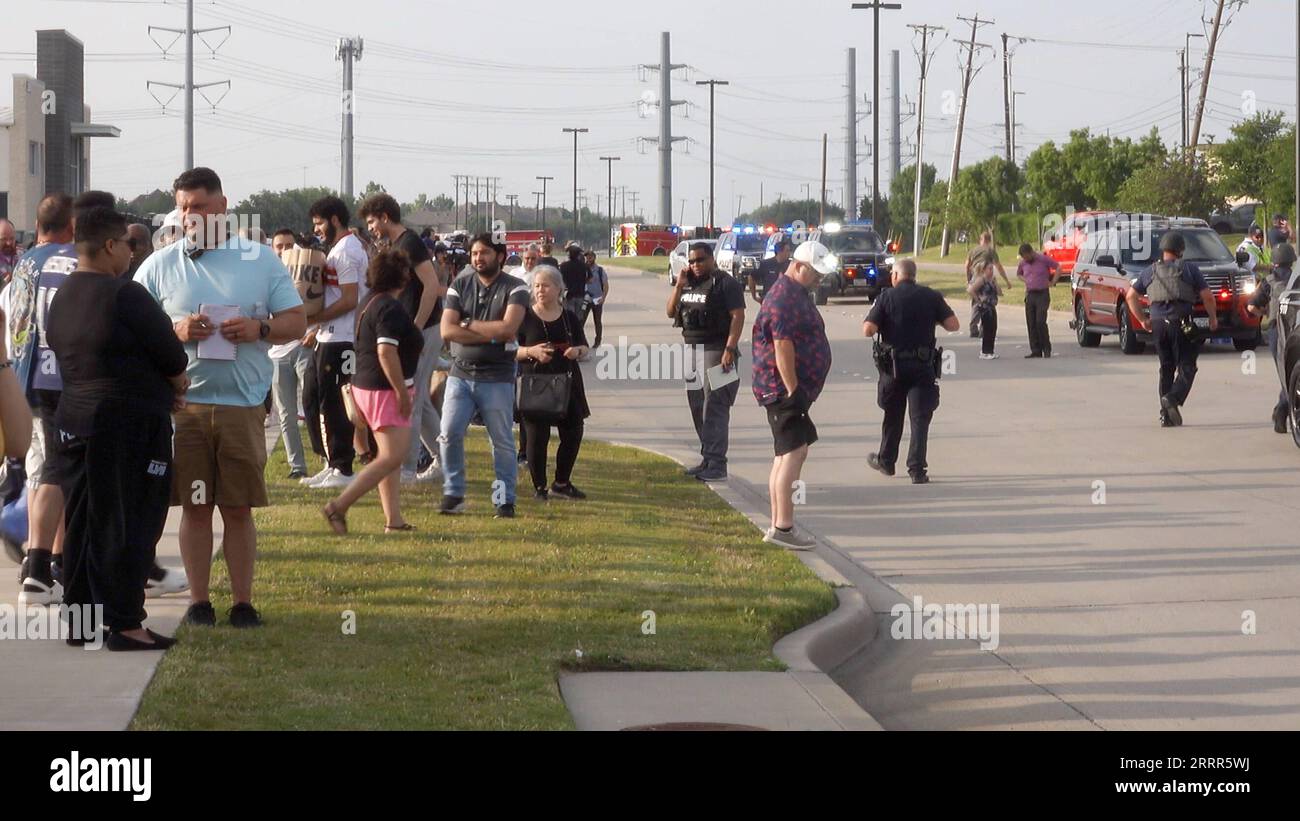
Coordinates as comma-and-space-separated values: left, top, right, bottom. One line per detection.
516, 265, 590, 500
46, 207, 189, 650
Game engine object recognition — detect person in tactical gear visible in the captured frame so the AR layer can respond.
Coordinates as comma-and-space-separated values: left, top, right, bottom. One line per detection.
666, 241, 746, 483
1125, 230, 1218, 427
862, 258, 960, 484
1247, 242, 1298, 433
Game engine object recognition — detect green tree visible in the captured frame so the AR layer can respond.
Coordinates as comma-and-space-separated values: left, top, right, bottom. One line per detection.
737, 199, 845, 228
1024, 141, 1084, 215
1261, 124, 1297, 219
117, 189, 176, 219
1115, 158, 1223, 220
1214, 112, 1292, 221
889, 162, 938, 247
949, 157, 1023, 236
235, 186, 346, 235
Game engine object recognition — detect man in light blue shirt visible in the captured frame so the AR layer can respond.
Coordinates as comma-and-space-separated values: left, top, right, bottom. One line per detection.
134, 167, 306, 629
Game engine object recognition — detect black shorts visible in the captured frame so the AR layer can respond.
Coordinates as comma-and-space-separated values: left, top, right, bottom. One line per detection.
765, 394, 818, 456
32, 411, 80, 489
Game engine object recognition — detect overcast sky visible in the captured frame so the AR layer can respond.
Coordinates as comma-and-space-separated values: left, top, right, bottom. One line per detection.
2, 0, 1296, 225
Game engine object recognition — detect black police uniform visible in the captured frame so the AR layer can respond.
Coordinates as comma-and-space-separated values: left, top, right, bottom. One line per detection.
1249, 247, 1297, 428
1130, 257, 1210, 422
675, 271, 746, 473
866, 280, 955, 478
752, 256, 784, 301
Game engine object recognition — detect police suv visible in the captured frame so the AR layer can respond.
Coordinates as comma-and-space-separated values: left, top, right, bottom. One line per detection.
807, 222, 896, 305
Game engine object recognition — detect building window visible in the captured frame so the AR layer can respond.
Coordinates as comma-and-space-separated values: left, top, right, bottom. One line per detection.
28, 141, 44, 177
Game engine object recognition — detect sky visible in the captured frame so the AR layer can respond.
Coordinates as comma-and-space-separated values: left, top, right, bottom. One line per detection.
1, 0, 1296, 226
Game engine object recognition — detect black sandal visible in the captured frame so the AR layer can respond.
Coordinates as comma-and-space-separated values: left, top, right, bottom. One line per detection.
322, 503, 348, 535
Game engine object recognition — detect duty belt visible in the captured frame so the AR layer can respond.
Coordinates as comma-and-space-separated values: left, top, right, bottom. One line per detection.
894, 347, 936, 362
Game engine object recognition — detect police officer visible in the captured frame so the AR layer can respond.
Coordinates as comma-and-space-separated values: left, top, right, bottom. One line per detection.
667, 241, 746, 482
1247, 242, 1297, 432
1237, 225, 1272, 277
749, 239, 792, 304
863, 258, 959, 484
1125, 231, 1218, 427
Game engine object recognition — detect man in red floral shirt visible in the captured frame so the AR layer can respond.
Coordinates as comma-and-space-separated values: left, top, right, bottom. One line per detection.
750, 241, 835, 550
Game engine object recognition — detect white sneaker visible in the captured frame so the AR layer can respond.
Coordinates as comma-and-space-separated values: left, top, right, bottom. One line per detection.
18, 576, 62, 605
979, 352, 999, 360
416, 463, 443, 483
313, 468, 355, 489
762, 526, 816, 551
300, 466, 331, 486
145, 565, 189, 598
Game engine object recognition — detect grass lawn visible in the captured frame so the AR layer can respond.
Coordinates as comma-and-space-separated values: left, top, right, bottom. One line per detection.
601, 255, 669, 276
910, 268, 1076, 313
132, 435, 834, 730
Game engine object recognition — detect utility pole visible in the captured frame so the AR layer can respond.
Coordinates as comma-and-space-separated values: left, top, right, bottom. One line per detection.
821, 133, 828, 225
147, 0, 229, 170
335, 37, 363, 198
844, 48, 858, 219
1183, 32, 1205, 156
452, 175, 461, 231
1002, 33, 1012, 163
1011, 91, 1025, 165
532, 191, 542, 227
641, 32, 688, 224
851, 2, 903, 227
600, 156, 620, 255
890, 49, 901, 185
1189, 0, 1228, 159
562, 127, 588, 241
695, 78, 729, 229
536, 175, 554, 233
940, 13, 993, 258
680, 198, 687, 225
909, 23, 945, 257
630, 191, 641, 221
506, 194, 518, 225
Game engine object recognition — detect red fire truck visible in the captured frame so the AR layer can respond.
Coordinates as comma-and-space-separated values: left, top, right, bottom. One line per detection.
503, 230, 554, 257
612, 223, 681, 256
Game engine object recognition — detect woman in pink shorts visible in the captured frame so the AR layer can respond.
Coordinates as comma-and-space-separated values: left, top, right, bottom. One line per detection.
323, 250, 424, 534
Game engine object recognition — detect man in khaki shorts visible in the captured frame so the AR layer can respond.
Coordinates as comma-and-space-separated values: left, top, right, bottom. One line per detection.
135, 167, 306, 627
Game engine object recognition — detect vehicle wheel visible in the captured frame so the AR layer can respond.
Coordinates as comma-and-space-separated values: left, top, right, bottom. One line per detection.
1118, 305, 1145, 355
1289, 363, 1300, 449
1076, 300, 1101, 348
652, 248, 667, 256
1234, 334, 1260, 352
815, 285, 830, 306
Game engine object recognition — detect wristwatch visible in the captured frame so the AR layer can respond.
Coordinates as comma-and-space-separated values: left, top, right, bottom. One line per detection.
460, 317, 473, 330
258, 320, 270, 340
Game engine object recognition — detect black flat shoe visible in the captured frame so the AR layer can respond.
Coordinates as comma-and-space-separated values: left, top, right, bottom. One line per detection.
868, 453, 895, 477
106, 629, 176, 652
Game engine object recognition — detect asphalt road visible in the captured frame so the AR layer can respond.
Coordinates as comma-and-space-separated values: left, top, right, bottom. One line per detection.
582, 265, 1300, 730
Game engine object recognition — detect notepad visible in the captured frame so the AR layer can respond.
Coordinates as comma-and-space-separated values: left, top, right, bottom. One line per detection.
197, 304, 239, 361
706, 363, 740, 391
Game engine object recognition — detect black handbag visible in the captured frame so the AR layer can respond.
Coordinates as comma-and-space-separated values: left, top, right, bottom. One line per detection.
517, 311, 574, 422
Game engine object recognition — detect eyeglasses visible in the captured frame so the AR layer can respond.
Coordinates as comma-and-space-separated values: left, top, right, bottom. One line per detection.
687, 257, 709, 264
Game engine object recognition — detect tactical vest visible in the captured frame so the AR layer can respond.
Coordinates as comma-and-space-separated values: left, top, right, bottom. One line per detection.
1263, 267, 1293, 330
676, 274, 731, 345
1146, 259, 1197, 304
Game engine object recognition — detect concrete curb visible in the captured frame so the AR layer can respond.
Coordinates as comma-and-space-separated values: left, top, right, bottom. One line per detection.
604, 439, 883, 731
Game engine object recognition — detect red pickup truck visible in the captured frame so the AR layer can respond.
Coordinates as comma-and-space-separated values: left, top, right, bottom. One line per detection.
1070, 218, 1261, 353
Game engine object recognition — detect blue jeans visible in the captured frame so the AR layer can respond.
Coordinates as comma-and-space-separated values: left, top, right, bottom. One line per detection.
439, 376, 517, 504
271, 347, 308, 473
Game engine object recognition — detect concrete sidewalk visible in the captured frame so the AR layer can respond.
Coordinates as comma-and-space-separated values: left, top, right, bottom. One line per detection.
0, 510, 191, 731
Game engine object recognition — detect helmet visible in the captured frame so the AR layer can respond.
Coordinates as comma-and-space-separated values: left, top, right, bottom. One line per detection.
1159, 231, 1186, 254
1273, 243, 1297, 268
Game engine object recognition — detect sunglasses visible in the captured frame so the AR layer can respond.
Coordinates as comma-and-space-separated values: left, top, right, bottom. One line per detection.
687, 257, 709, 264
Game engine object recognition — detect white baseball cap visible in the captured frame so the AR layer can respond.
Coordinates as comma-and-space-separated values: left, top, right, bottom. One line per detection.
792, 240, 837, 275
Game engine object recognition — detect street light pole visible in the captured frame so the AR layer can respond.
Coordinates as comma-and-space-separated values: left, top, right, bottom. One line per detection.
600, 155, 621, 256
562, 128, 589, 242
851, 2, 902, 226
695, 78, 729, 229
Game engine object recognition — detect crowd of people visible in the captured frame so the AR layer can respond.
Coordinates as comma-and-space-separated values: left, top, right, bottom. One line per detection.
0, 168, 622, 648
